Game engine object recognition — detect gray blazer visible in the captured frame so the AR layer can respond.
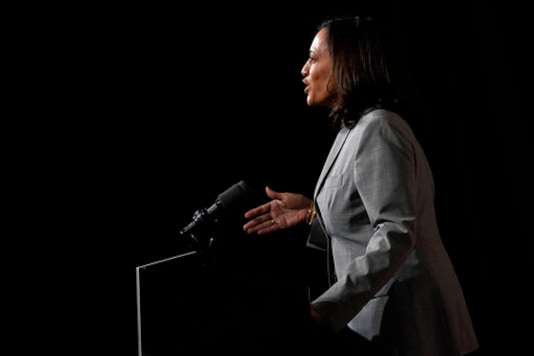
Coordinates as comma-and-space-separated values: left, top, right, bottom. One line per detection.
308, 109, 479, 355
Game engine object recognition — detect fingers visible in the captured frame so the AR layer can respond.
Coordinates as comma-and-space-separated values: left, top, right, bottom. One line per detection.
243, 213, 270, 231
244, 202, 270, 219
244, 217, 279, 235
243, 209, 279, 234
257, 220, 278, 235
243, 207, 259, 219
242, 186, 282, 235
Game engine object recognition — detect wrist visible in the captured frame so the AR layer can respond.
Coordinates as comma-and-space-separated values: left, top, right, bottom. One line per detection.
306, 201, 317, 225
310, 304, 321, 322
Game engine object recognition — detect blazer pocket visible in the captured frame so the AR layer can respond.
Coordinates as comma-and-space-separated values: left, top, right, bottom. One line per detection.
324, 174, 343, 189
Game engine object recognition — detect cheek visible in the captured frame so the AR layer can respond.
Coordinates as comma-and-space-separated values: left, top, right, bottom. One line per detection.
311, 66, 332, 92
310, 71, 332, 103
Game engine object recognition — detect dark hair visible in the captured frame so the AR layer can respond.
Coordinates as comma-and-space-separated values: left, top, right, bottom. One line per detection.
318, 16, 406, 128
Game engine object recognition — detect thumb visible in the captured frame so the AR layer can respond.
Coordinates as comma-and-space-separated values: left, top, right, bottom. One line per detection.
265, 186, 280, 200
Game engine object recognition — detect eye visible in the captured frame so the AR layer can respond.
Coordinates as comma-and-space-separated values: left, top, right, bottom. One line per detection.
308, 50, 318, 63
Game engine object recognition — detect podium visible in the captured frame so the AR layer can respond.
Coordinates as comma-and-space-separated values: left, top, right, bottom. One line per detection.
136, 251, 207, 355
136, 248, 312, 354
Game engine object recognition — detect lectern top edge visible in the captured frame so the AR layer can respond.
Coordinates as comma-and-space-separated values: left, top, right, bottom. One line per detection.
136, 250, 198, 270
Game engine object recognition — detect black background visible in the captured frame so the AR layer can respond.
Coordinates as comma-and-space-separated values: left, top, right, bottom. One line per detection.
32, 1, 533, 354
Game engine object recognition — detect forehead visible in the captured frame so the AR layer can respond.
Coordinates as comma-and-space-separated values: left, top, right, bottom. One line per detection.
310, 27, 329, 53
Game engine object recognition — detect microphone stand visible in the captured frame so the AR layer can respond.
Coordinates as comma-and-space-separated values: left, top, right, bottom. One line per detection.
179, 213, 225, 269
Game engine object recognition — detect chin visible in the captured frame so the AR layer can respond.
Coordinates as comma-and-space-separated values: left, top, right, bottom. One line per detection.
307, 95, 330, 107
307, 100, 325, 107
306, 98, 318, 106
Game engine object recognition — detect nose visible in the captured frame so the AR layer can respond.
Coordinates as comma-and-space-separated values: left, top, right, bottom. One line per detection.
301, 60, 309, 77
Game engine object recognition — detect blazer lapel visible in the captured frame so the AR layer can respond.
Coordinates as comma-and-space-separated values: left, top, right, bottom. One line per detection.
314, 127, 351, 197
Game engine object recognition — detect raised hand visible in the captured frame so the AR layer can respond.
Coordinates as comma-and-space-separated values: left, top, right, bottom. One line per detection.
242, 186, 313, 235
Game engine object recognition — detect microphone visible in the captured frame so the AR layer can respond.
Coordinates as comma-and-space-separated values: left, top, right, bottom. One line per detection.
179, 180, 255, 236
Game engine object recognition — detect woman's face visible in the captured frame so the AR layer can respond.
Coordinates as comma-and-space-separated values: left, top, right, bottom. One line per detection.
301, 27, 336, 107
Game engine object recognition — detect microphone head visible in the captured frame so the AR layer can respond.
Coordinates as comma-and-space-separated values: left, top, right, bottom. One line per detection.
217, 180, 255, 215
179, 180, 256, 237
